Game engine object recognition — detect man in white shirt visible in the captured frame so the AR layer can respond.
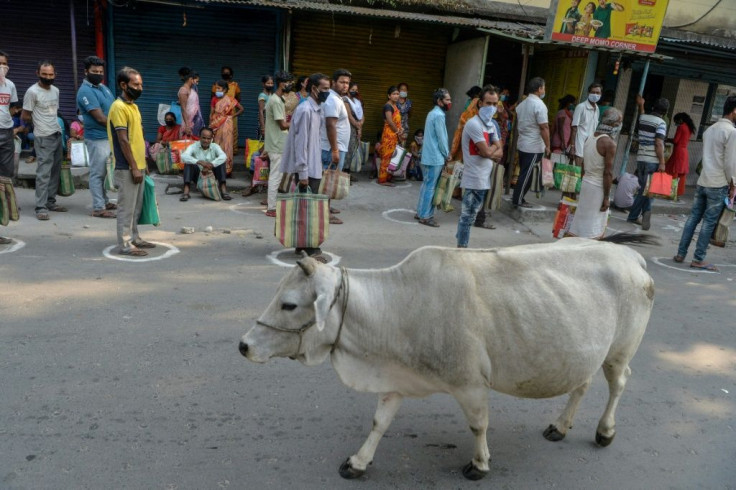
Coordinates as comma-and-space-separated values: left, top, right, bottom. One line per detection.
456, 87, 502, 248
320, 68, 351, 225
180, 127, 230, 201
570, 83, 602, 165
512, 77, 550, 208
0, 50, 18, 245
675, 96, 736, 272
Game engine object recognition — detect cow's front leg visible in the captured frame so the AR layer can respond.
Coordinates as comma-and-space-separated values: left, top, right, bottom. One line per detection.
544, 376, 592, 442
454, 387, 490, 480
339, 392, 403, 479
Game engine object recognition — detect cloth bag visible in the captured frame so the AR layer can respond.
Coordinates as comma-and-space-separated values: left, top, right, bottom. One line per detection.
541, 157, 554, 188
70, 140, 89, 167
104, 155, 117, 192
278, 173, 297, 194
138, 175, 161, 226
319, 165, 350, 200
58, 164, 75, 197
245, 138, 264, 170
482, 163, 505, 214
433, 162, 463, 212
710, 197, 735, 248
251, 154, 269, 185
0, 184, 8, 227
154, 149, 176, 175
554, 163, 582, 193
169, 140, 196, 171
645, 172, 675, 199
275, 190, 329, 248
197, 172, 222, 201
0, 176, 19, 222
388, 145, 409, 173
552, 197, 578, 238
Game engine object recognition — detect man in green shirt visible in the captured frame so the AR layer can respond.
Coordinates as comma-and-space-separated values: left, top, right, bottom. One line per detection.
262, 71, 293, 217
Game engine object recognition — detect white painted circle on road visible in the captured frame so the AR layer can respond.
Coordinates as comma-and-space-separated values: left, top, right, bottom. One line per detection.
267, 250, 341, 268
103, 241, 180, 263
382, 208, 418, 225
0, 239, 27, 255
229, 202, 266, 216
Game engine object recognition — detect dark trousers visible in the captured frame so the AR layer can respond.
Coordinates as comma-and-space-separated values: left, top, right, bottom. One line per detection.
295, 175, 322, 256
183, 163, 227, 185
512, 150, 542, 206
0, 128, 14, 178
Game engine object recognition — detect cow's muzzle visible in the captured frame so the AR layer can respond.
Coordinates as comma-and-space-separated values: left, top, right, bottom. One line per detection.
238, 341, 249, 357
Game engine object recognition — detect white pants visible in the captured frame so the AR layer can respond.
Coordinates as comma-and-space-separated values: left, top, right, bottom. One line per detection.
267, 152, 283, 211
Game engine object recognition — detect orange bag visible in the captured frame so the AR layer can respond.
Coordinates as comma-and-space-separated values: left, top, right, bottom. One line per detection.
646, 172, 673, 198
169, 139, 196, 170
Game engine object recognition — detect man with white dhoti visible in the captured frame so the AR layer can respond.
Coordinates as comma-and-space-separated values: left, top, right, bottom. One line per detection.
567, 108, 622, 239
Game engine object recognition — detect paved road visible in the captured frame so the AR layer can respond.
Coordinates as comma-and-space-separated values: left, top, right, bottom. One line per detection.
1, 179, 734, 489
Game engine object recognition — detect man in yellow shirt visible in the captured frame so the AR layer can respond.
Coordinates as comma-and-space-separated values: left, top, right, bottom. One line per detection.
108, 66, 155, 256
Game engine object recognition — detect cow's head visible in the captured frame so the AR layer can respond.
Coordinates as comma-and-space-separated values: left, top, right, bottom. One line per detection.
239, 257, 342, 366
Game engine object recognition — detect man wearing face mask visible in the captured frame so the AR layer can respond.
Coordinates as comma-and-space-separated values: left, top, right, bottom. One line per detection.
512, 76, 550, 208
456, 86, 503, 247
0, 50, 19, 244
107, 66, 155, 257
77, 56, 116, 219
280, 73, 331, 262
416, 88, 451, 227
570, 83, 602, 167
22, 61, 66, 221
263, 70, 293, 217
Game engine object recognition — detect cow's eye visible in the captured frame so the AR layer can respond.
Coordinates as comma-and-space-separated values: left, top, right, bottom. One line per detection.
281, 303, 297, 311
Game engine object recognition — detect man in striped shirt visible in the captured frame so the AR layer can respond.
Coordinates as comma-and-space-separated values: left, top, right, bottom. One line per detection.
627, 95, 669, 230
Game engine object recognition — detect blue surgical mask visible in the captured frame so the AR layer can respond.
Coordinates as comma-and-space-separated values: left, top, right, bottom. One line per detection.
479, 105, 497, 124
588, 93, 601, 104
540, 92, 546, 100
215, 91, 224, 98
500, 94, 508, 102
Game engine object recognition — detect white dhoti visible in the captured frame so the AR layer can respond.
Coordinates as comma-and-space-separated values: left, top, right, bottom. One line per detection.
568, 180, 609, 239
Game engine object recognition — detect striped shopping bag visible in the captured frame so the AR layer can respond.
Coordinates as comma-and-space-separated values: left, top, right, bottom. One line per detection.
0, 176, 19, 222
197, 172, 222, 201
275, 191, 329, 248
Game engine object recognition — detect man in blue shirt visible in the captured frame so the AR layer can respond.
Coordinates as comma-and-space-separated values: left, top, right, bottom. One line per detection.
77, 56, 116, 218
416, 88, 451, 227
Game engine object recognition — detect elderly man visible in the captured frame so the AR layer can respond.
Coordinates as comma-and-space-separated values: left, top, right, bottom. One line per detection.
281, 72, 331, 261
674, 96, 736, 272
180, 127, 230, 201
416, 88, 451, 227
566, 108, 622, 239
513, 77, 550, 208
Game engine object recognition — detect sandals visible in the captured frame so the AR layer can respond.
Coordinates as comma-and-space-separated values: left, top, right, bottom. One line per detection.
330, 208, 341, 214
690, 262, 718, 272
419, 218, 440, 228
47, 205, 68, 212
92, 210, 116, 219
476, 222, 496, 230
260, 199, 268, 206
105, 203, 118, 210
0, 237, 12, 245
265, 210, 276, 217
516, 202, 533, 209
119, 248, 148, 257
180, 193, 190, 202
36, 212, 50, 221
329, 215, 343, 225
673, 255, 685, 263
221, 193, 233, 201
131, 240, 156, 249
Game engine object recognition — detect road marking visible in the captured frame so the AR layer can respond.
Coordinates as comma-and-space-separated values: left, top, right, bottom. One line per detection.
103, 241, 180, 263
382, 208, 418, 225
651, 256, 733, 274
374, 182, 411, 189
229, 202, 266, 215
267, 250, 341, 268
0, 239, 27, 255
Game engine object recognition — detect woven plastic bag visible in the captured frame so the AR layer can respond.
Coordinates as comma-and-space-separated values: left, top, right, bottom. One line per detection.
275, 189, 329, 248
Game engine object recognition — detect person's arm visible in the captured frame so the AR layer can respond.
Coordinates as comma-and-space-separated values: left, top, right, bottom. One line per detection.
155, 126, 164, 144
233, 101, 244, 118
598, 137, 615, 211
210, 144, 227, 167
655, 121, 666, 171
725, 131, 736, 199
181, 144, 201, 166
435, 115, 450, 160
636, 94, 645, 115
179, 88, 190, 134
86, 108, 106, 126
272, 99, 289, 131
115, 128, 143, 183
326, 117, 339, 164
345, 100, 360, 129
611, 2, 624, 11
292, 111, 310, 184
258, 98, 266, 133
540, 123, 551, 156
384, 107, 399, 133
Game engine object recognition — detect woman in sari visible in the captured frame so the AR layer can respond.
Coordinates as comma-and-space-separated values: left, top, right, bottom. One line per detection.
178, 70, 204, 138
450, 96, 479, 161
148, 111, 181, 162
210, 80, 244, 176
378, 86, 402, 186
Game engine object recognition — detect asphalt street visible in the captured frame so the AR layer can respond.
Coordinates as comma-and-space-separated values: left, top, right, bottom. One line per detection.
1, 176, 734, 489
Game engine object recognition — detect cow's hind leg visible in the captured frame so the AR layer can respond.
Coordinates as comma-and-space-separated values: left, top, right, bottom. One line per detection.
596, 361, 631, 447
454, 387, 491, 481
339, 392, 403, 479
544, 377, 592, 442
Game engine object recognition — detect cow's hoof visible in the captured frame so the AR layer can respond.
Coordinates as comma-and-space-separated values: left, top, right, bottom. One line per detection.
543, 424, 566, 442
462, 461, 488, 481
595, 431, 615, 447
339, 458, 365, 479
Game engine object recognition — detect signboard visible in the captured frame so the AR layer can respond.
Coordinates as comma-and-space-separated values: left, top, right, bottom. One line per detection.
546, 0, 670, 53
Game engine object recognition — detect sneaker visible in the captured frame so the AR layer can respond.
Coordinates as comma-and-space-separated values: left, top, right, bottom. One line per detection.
641, 211, 651, 231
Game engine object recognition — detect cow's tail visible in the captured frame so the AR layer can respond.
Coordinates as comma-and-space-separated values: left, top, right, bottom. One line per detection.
601, 233, 660, 246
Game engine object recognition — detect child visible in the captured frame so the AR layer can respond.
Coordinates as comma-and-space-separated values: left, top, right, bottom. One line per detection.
407, 129, 424, 181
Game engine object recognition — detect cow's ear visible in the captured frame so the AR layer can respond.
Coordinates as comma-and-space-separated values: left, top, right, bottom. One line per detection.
314, 293, 330, 332
296, 259, 316, 277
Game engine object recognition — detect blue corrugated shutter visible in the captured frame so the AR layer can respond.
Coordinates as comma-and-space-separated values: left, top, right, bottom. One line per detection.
111, 3, 278, 140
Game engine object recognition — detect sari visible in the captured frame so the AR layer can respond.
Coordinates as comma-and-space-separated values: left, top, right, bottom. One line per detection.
378, 102, 401, 184
179, 85, 205, 137
210, 95, 236, 175
450, 98, 479, 161
148, 123, 181, 161
211, 80, 241, 152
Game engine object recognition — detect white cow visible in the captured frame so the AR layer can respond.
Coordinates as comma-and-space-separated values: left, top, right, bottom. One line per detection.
240, 238, 654, 480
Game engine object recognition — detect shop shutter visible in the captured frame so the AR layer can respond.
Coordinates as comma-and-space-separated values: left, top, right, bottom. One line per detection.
291, 13, 451, 145
112, 3, 278, 140
530, 49, 589, 122
1, 0, 96, 122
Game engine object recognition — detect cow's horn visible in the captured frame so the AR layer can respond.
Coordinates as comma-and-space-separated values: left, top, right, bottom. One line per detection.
296, 259, 316, 276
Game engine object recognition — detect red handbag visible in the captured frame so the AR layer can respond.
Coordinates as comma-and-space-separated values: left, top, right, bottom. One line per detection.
646, 172, 673, 197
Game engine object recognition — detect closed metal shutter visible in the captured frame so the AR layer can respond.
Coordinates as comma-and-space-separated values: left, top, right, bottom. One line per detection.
1, 0, 96, 121
291, 13, 451, 143
112, 3, 278, 140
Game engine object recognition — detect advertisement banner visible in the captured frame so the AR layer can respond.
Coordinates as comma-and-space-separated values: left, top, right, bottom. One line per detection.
546, 0, 670, 53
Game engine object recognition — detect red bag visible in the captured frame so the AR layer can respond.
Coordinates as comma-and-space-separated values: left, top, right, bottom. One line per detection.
541, 157, 554, 188
552, 198, 578, 239
646, 172, 673, 197
252, 155, 269, 185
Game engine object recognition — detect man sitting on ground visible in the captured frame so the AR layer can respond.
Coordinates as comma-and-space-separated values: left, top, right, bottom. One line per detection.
180, 127, 231, 201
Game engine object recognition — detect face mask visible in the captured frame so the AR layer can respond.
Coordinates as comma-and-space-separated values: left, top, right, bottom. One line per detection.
441, 101, 451, 112
125, 86, 142, 101
540, 92, 546, 100
265, 85, 274, 92
317, 90, 330, 104
349, 91, 358, 97
588, 93, 601, 104
611, 125, 621, 137
500, 94, 507, 102
399, 91, 408, 98
222, 73, 231, 80
87, 73, 104, 85
39, 77, 55, 86
414, 137, 423, 145
215, 91, 224, 98
479, 105, 497, 124
165, 120, 176, 127
568, 104, 575, 111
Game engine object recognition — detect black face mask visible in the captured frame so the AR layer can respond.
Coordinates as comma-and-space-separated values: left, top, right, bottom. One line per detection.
39, 77, 55, 86
221, 73, 231, 80
317, 91, 330, 104
165, 120, 176, 127
125, 86, 142, 101
87, 73, 104, 85
349, 91, 358, 97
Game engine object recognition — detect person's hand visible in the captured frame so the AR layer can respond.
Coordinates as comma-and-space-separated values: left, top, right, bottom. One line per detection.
636, 94, 645, 107
260, 151, 269, 160
544, 147, 551, 158
600, 197, 610, 212
299, 179, 309, 187
658, 163, 666, 172
331, 149, 339, 164
130, 168, 143, 184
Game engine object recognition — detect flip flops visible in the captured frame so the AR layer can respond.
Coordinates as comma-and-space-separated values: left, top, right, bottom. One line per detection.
132, 240, 156, 249
690, 262, 718, 272
47, 205, 68, 212
673, 255, 685, 263
419, 218, 440, 228
36, 212, 49, 221
221, 193, 233, 201
180, 193, 190, 202
92, 210, 116, 218
0, 237, 12, 245
119, 248, 148, 257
